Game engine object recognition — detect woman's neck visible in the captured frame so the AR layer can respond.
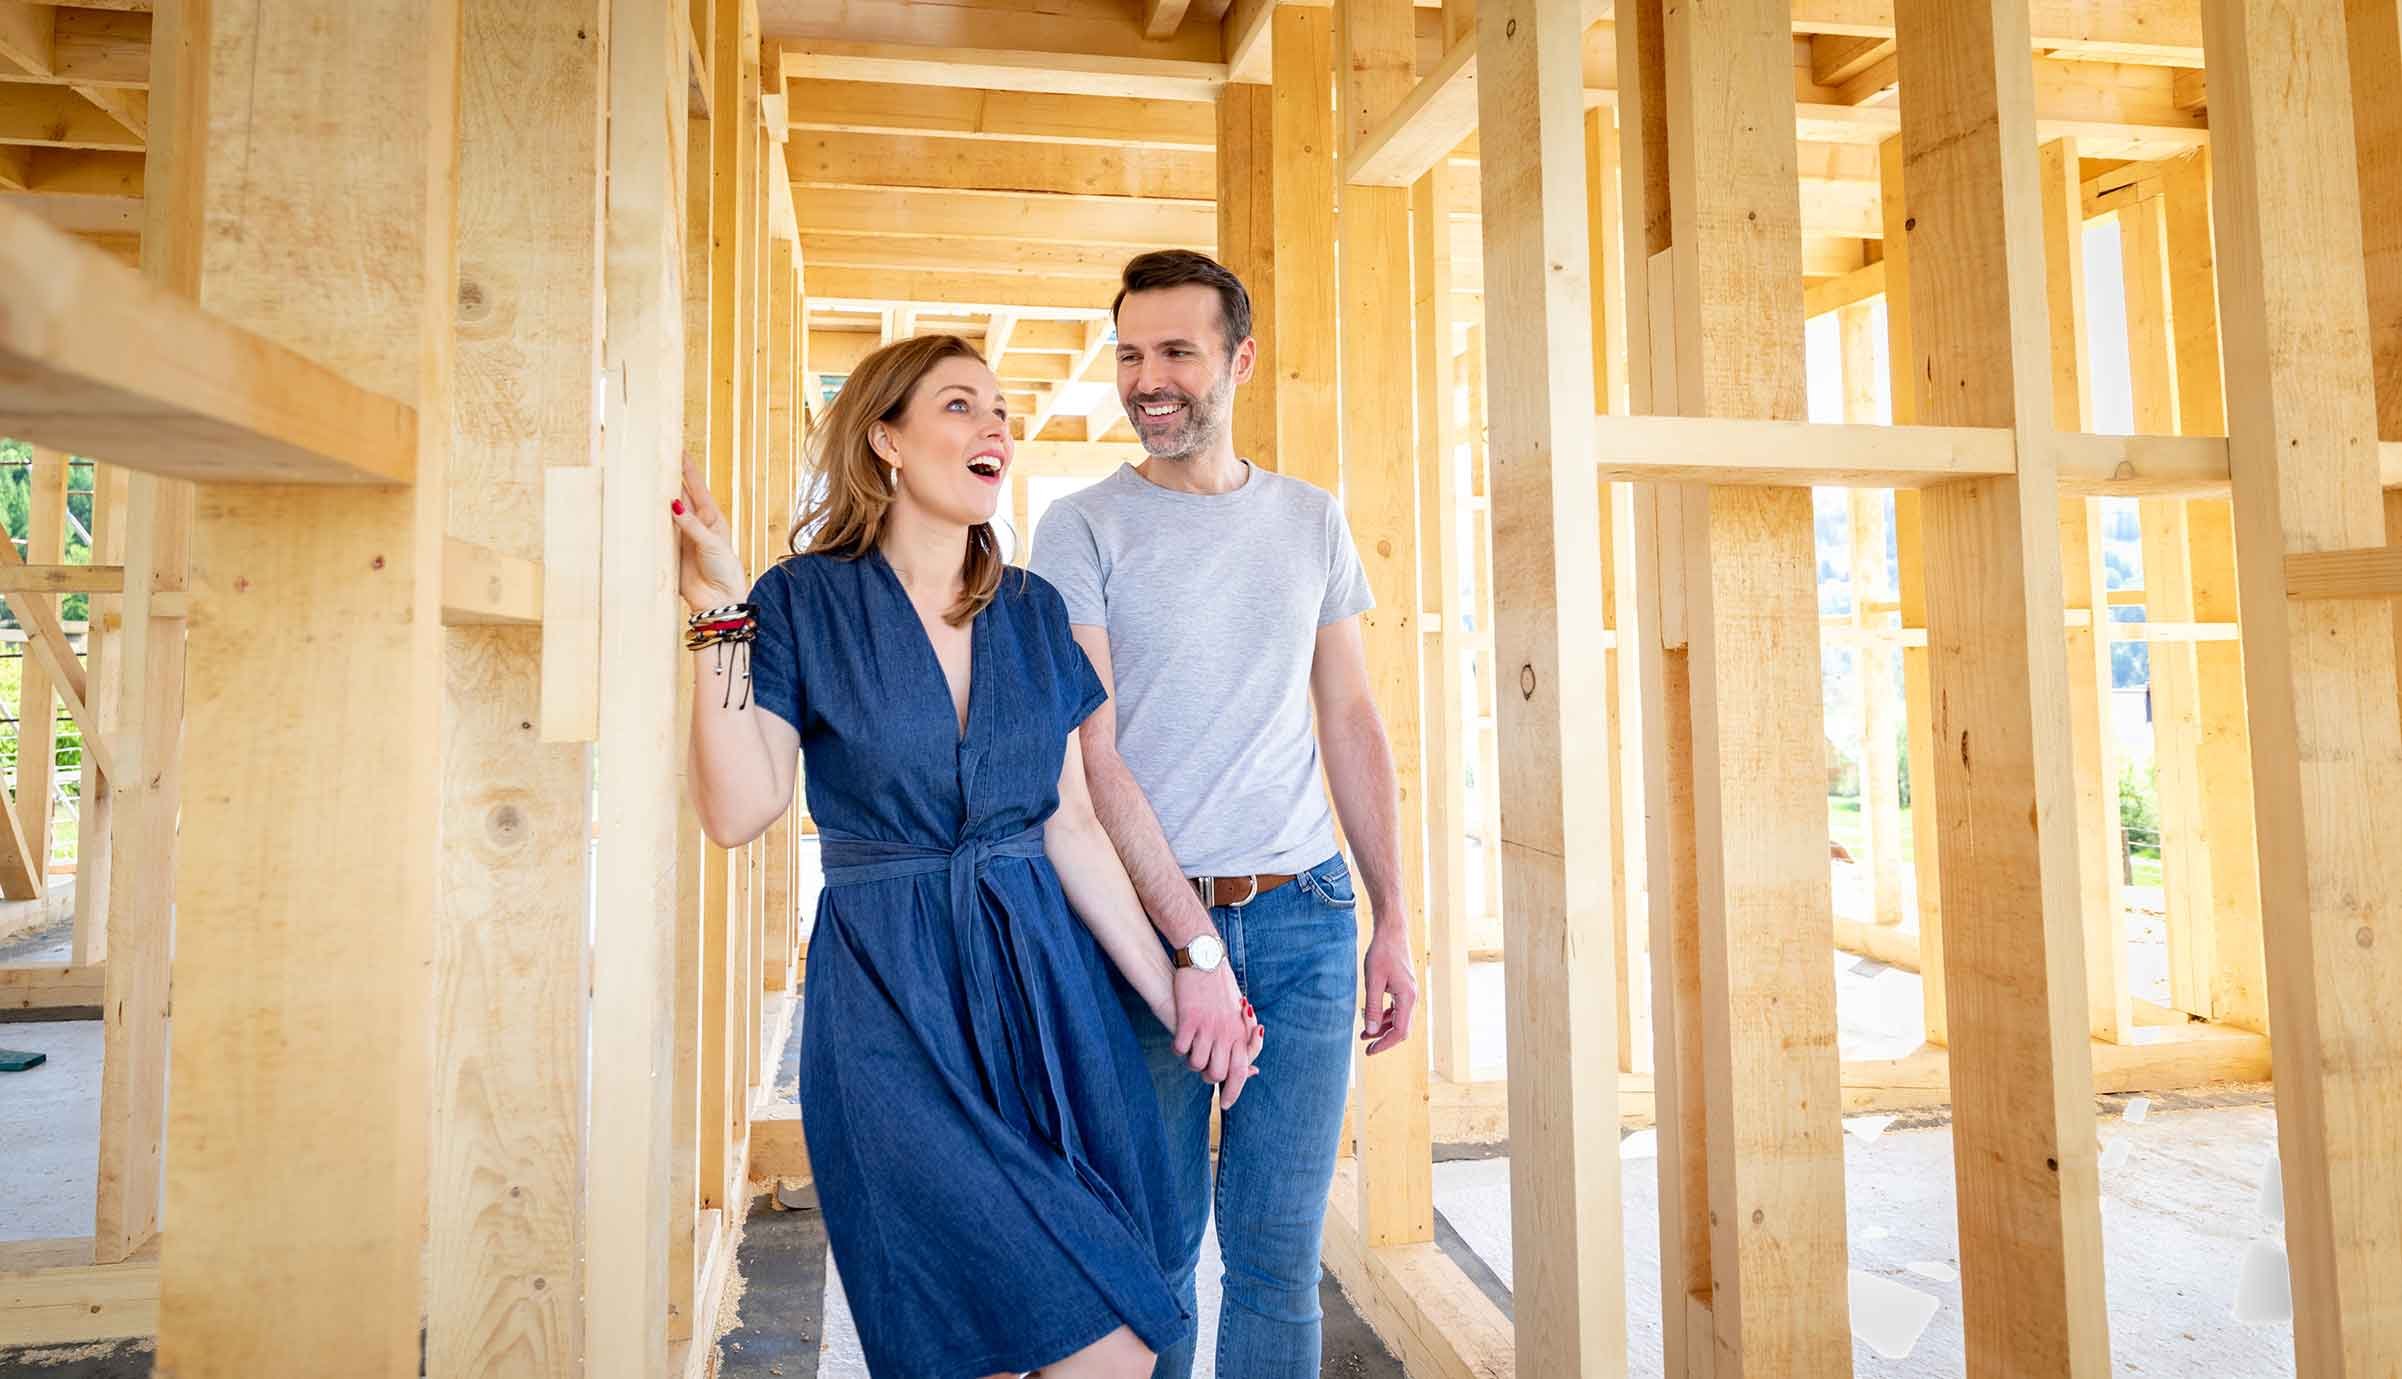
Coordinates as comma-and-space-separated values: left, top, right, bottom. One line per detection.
878, 501, 971, 604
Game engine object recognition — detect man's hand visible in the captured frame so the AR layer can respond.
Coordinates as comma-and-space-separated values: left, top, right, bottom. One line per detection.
1361, 924, 1417, 1055
1173, 962, 1259, 1103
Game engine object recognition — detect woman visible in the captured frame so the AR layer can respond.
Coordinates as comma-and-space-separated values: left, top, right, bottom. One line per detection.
673, 334, 1259, 1379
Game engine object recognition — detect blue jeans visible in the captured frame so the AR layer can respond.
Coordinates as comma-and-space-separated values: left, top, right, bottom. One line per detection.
1119, 854, 1361, 1379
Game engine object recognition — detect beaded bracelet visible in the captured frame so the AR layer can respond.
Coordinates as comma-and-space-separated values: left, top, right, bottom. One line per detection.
687, 602, 759, 707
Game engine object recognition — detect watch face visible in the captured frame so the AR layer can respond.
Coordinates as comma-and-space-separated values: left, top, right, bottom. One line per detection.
1187, 934, 1225, 970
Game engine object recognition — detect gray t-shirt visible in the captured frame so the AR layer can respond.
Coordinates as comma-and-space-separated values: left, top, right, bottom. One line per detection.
1028, 461, 1374, 876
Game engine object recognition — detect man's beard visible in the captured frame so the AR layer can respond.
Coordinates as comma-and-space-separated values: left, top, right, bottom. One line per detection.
1129, 370, 1234, 460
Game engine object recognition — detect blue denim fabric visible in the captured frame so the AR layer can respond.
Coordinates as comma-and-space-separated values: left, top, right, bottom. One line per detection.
1118, 854, 1362, 1379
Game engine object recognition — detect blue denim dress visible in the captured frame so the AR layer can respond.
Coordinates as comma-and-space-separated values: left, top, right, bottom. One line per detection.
747, 550, 1193, 1378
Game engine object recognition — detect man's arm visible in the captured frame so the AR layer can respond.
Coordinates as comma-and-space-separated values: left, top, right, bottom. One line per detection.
1066, 623, 1258, 1090
1309, 615, 1418, 1054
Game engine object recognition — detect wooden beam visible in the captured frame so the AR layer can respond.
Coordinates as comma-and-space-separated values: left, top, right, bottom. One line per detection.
787, 129, 1214, 199
783, 79, 1216, 148
0, 1253, 159, 1346
803, 264, 1131, 312
1268, 3, 1338, 490
794, 182, 1215, 247
1792, 0, 2203, 63
2209, 0, 2402, 1370
1895, 3, 2111, 1373
10, 443, 64, 889
1810, 32, 1893, 85
0, 204, 418, 485
1414, 161, 1471, 1086
1344, 31, 1475, 188
0, 82, 144, 150
157, 0, 454, 1371
1802, 256, 1884, 317
777, 41, 1223, 101
1339, 0, 1433, 1254
427, 5, 602, 1374
1217, 74, 1276, 466
0, 531, 110, 782
1142, 0, 1192, 38
1477, 0, 1622, 1366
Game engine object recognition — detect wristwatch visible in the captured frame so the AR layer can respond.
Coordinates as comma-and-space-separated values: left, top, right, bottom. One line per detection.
1172, 933, 1226, 973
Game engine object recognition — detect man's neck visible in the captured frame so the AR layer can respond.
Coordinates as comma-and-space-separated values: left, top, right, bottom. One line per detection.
1135, 443, 1248, 495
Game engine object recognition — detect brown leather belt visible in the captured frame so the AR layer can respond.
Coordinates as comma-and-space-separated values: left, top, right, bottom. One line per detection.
1190, 872, 1296, 909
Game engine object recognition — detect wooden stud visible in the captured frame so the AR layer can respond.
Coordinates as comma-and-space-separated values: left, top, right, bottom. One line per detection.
155, 0, 457, 1371
1414, 160, 1471, 1085
1478, 0, 1624, 1367
68, 456, 126, 967
1894, 3, 2111, 1373
1879, 133, 1946, 1047
1663, 1, 1850, 1371
762, 236, 797, 991
1337, 0, 1432, 1251
428, 1, 605, 1371
2208, 0, 2402, 1370
1837, 307, 1905, 931
14, 445, 65, 887
1270, 4, 1337, 492
1216, 76, 1277, 467
2039, 135, 2130, 1047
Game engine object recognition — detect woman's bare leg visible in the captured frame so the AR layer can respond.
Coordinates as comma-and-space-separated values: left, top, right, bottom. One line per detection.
1022, 1324, 1154, 1379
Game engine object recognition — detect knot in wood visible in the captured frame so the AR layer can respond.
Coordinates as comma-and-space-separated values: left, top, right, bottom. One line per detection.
1518, 664, 1536, 700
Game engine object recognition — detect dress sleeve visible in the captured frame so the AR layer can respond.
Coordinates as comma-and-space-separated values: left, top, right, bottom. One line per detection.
1032, 574, 1108, 731
743, 562, 805, 733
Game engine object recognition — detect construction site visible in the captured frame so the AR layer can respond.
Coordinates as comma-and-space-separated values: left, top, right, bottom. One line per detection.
2, 0, 2399, 1374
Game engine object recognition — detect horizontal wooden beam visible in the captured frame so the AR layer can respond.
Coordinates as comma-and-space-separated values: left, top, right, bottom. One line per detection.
806, 264, 1129, 313
779, 42, 1224, 102
1320, 1162, 1514, 1379
1591, 414, 2016, 486
1344, 32, 1477, 188
786, 129, 1214, 199
0, 562, 122, 592
0, 204, 417, 485
1803, 258, 1886, 317
2284, 545, 2402, 601
0, 5, 148, 88
0, 961, 101, 1010
794, 182, 1216, 248
799, 229, 1130, 281
0, 83, 143, 151
783, 79, 1216, 149
1788, 1, 2203, 64
0, 1253, 158, 1345
440, 538, 541, 626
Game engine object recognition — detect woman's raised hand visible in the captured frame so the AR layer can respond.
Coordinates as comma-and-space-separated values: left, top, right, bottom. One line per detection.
672, 457, 750, 612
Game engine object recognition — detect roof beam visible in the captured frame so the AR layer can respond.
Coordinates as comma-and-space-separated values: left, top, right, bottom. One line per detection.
786, 129, 1214, 199
778, 41, 1223, 100
807, 265, 1121, 314
798, 230, 1132, 278
783, 80, 1216, 148
0, 82, 140, 149
794, 182, 1216, 247
1789, 1, 2202, 62
0, 5, 147, 87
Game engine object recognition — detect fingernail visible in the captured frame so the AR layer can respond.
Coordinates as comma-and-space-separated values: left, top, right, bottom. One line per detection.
671, 499, 685, 514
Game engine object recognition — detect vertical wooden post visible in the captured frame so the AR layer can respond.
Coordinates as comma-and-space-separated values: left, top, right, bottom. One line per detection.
1878, 134, 1947, 1047
1664, 0, 1850, 1369
762, 235, 797, 993
16, 446, 66, 882
1468, 327, 1505, 941
1271, 5, 1338, 493
1337, 0, 1432, 1249
2157, 148, 2266, 1035
2208, 0, 2402, 1370
430, 1, 606, 1373
69, 457, 126, 960
1415, 162, 1473, 1085
2121, 191, 2217, 1018
1894, 3, 2111, 1374
589, 0, 690, 1369
1218, 78, 1278, 469
1617, 3, 1715, 1370
1477, 0, 1623, 1367
2039, 135, 2129, 1046
158, 0, 459, 1370
1838, 306, 1905, 930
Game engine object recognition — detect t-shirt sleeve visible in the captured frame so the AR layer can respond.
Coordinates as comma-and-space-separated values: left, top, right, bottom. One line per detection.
1026, 500, 1108, 627
1030, 574, 1109, 731
1320, 495, 1377, 626
743, 562, 805, 733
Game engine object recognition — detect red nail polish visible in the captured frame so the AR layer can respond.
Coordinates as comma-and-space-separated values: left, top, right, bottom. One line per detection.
671, 498, 685, 514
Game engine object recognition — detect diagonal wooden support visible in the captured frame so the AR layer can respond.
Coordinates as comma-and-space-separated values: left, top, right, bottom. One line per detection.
0, 533, 111, 782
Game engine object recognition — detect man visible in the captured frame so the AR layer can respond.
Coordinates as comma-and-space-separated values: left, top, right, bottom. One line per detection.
1028, 249, 1419, 1378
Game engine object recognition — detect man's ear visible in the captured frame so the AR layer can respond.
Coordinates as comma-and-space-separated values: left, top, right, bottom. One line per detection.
1230, 334, 1258, 386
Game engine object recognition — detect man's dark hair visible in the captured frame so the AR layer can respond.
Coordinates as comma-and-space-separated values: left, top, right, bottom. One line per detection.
1113, 250, 1252, 359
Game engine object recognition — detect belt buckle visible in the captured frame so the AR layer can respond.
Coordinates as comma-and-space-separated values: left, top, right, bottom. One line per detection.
1221, 874, 1260, 908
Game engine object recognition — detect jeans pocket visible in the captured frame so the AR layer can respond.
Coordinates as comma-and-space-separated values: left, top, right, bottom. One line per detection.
1300, 859, 1358, 910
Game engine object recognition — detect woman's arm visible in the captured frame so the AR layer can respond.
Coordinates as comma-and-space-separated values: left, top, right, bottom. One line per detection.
1045, 726, 1176, 1030
674, 458, 799, 846
1045, 726, 1265, 1105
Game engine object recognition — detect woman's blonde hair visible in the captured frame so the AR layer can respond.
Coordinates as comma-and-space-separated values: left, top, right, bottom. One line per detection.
792, 333, 1008, 626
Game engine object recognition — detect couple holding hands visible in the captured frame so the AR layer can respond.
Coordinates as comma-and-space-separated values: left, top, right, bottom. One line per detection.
678, 250, 1417, 1379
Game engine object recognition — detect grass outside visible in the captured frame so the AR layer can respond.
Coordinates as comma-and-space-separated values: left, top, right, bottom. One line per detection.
1827, 794, 2162, 888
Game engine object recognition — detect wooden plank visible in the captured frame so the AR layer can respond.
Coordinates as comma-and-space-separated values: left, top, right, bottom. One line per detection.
1414, 162, 1471, 1085
2208, 0, 2402, 1370
2282, 544, 2402, 599
1344, 32, 1475, 188
760, 237, 797, 988
0, 959, 101, 1009
1590, 413, 2014, 485
13, 444, 64, 882
0, 562, 124, 592
803, 264, 1148, 313
788, 129, 1213, 199
1217, 76, 1276, 467
2040, 135, 2129, 1047
1337, 0, 1432, 1252
777, 41, 1223, 101
1839, 369, 1905, 929
784, 79, 1216, 148
1269, 4, 1337, 490
1476, 0, 1622, 1366
794, 181, 1216, 248
1320, 1164, 1516, 1379
587, 0, 688, 1370
1803, 257, 1884, 318
429, 3, 605, 1371
1142, 0, 1192, 39
0, 82, 144, 151
541, 468, 604, 741
1791, 1, 2204, 64
0, 523, 111, 781
1663, 1, 1848, 1372
0, 1254, 159, 1346
1894, 3, 2111, 1374
2357, 0, 2402, 438
0, 204, 417, 485
439, 538, 544, 626
155, 0, 456, 1371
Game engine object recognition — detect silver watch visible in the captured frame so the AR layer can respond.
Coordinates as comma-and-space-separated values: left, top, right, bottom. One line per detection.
1173, 933, 1226, 973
